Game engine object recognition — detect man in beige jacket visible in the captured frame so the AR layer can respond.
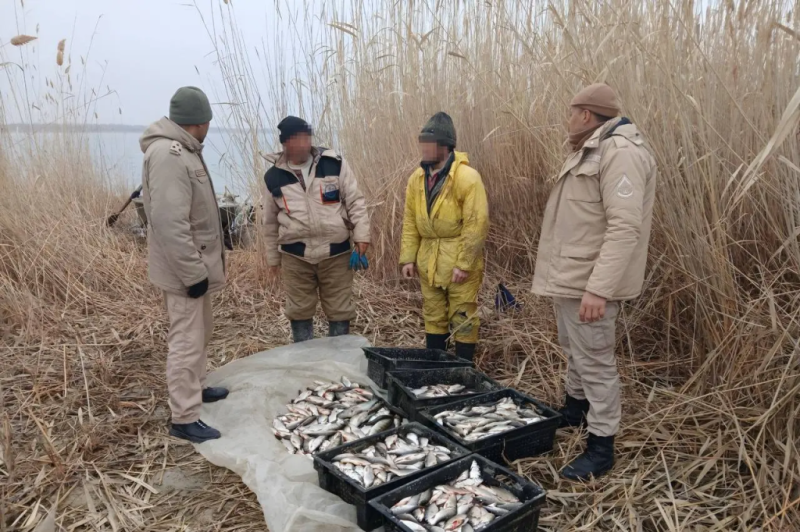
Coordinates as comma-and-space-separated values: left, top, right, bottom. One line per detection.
141, 87, 228, 443
533, 83, 657, 481
261, 116, 370, 343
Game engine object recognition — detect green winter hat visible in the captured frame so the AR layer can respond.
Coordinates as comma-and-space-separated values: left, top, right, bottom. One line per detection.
419, 111, 456, 148
169, 86, 213, 125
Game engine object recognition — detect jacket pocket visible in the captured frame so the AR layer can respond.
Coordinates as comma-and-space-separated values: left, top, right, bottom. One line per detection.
194, 232, 224, 285
552, 244, 598, 291
565, 160, 601, 203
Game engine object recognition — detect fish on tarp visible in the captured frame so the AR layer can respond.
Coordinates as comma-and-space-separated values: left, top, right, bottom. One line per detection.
272, 376, 405, 457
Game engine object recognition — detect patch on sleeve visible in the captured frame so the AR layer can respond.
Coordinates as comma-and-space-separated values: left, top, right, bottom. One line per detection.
616, 174, 635, 198
195, 169, 207, 177
169, 141, 182, 156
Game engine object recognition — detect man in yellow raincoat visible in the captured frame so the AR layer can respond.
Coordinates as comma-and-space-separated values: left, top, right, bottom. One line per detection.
400, 112, 489, 362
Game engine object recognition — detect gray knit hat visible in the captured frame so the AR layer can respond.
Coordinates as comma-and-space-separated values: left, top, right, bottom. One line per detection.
169, 86, 213, 125
419, 112, 456, 148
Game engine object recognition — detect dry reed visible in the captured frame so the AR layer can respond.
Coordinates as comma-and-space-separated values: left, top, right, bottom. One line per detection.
2, 0, 800, 530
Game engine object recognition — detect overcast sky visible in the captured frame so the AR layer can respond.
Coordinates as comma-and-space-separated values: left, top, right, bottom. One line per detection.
0, 0, 326, 125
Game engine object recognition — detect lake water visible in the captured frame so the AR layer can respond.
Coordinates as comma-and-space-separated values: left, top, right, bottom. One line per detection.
6, 129, 270, 198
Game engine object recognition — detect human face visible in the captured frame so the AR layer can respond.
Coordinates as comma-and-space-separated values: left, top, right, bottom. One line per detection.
419, 141, 448, 165
284, 132, 313, 163
567, 106, 592, 136
197, 122, 210, 143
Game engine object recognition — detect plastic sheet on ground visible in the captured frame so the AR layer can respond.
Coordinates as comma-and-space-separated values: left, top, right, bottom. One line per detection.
194, 336, 384, 532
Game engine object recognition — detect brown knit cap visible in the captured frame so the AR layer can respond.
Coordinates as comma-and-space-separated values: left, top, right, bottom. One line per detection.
570, 83, 620, 118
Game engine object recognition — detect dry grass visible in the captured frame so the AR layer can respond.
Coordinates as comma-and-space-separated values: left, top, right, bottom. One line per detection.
2, 0, 800, 530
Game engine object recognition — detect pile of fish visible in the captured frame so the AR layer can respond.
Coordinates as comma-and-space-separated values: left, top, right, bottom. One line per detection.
433, 397, 545, 442
332, 431, 457, 488
411, 384, 477, 399
272, 377, 404, 457
388, 460, 522, 531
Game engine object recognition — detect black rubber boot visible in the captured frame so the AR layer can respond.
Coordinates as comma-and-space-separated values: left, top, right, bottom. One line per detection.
561, 433, 615, 481
455, 342, 476, 363
328, 321, 350, 337
558, 394, 590, 428
170, 420, 222, 443
291, 319, 314, 343
426, 333, 449, 351
202, 387, 229, 403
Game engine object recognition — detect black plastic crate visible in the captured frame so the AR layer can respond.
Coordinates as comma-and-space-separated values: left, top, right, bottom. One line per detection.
387, 367, 506, 422
363, 347, 473, 389
417, 389, 562, 465
369, 454, 546, 532
313, 422, 471, 531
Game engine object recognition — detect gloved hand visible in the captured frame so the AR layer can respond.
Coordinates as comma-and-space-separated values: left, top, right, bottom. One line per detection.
130, 188, 142, 200
187, 278, 209, 298
349, 249, 369, 271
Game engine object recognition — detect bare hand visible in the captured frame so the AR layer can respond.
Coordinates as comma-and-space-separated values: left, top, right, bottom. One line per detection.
355, 242, 369, 255
402, 263, 417, 279
451, 268, 468, 284
579, 292, 607, 323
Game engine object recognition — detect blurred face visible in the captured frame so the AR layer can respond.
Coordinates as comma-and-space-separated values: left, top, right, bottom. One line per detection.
284, 132, 313, 163
419, 141, 448, 165
197, 122, 210, 143
567, 106, 593, 136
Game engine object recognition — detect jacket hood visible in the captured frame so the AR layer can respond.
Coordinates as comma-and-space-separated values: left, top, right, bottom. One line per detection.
582, 117, 640, 151
140, 117, 202, 154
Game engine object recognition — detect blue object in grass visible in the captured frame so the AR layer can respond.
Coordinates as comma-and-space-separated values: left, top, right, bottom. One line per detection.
495, 283, 520, 312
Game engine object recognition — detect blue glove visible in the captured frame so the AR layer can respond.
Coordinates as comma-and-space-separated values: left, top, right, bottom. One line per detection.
349, 249, 360, 271
349, 249, 369, 271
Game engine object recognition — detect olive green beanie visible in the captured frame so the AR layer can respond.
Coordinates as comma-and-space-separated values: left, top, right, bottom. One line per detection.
419, 111, 456, 148
169, 86, 213, 125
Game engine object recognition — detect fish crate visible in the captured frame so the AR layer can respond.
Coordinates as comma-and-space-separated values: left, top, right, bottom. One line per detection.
417, 389, 562, 465
313, 422, 472, 531
363, 347, 473, 389
386, 367, 507, 423
369, 454, 546, 532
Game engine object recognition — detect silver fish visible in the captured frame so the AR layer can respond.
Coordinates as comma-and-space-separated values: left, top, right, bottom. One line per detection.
411, 383, 478, 399
387, 461, 522, 531
273, 377, 404, 457
435, 397, 545, 442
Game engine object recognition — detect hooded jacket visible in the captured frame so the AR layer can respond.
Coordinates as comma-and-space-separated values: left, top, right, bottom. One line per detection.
399, 151, 489, 288
140, 117, 226, 295
260, 147, 370, 266
532, 117, 657, 300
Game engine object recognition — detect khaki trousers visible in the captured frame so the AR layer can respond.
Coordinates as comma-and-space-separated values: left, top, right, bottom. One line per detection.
282, 253, 355, 322
164, 292, 212, 424
554, 297, 621, 437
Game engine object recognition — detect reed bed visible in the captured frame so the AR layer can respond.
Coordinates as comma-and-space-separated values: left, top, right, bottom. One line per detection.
2, 0, 800, 530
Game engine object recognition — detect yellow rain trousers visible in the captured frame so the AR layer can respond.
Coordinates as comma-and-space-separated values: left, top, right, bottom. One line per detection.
399, 151, 489, 343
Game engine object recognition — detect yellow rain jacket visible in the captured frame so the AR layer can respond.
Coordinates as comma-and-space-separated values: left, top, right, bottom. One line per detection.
399, 152, 489, 343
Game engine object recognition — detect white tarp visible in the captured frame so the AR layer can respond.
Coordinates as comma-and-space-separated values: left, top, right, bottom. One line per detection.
194, 336, 383, 532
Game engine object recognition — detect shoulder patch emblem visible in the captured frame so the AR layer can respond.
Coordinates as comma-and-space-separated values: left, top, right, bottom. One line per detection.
616, 175, 634, 198
195, 169, 207, 177
169, 141, 182, 156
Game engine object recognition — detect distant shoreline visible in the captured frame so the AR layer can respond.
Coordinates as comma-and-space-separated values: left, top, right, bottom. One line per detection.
2, 123, 262, 134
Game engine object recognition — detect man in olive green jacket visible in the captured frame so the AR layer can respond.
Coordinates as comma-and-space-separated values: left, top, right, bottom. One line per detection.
141, 87, 229, 444
533, 83, 657, 481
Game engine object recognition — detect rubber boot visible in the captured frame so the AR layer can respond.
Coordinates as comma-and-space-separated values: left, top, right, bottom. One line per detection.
170, 420, 222, 443
426, 333, 449, 351
561, 433, 615, 481
455, 342, 476, 363
291, 319, 314, 343
202, 387, 229, 403
328, 321, 350, 337
558, 394, 590, 428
